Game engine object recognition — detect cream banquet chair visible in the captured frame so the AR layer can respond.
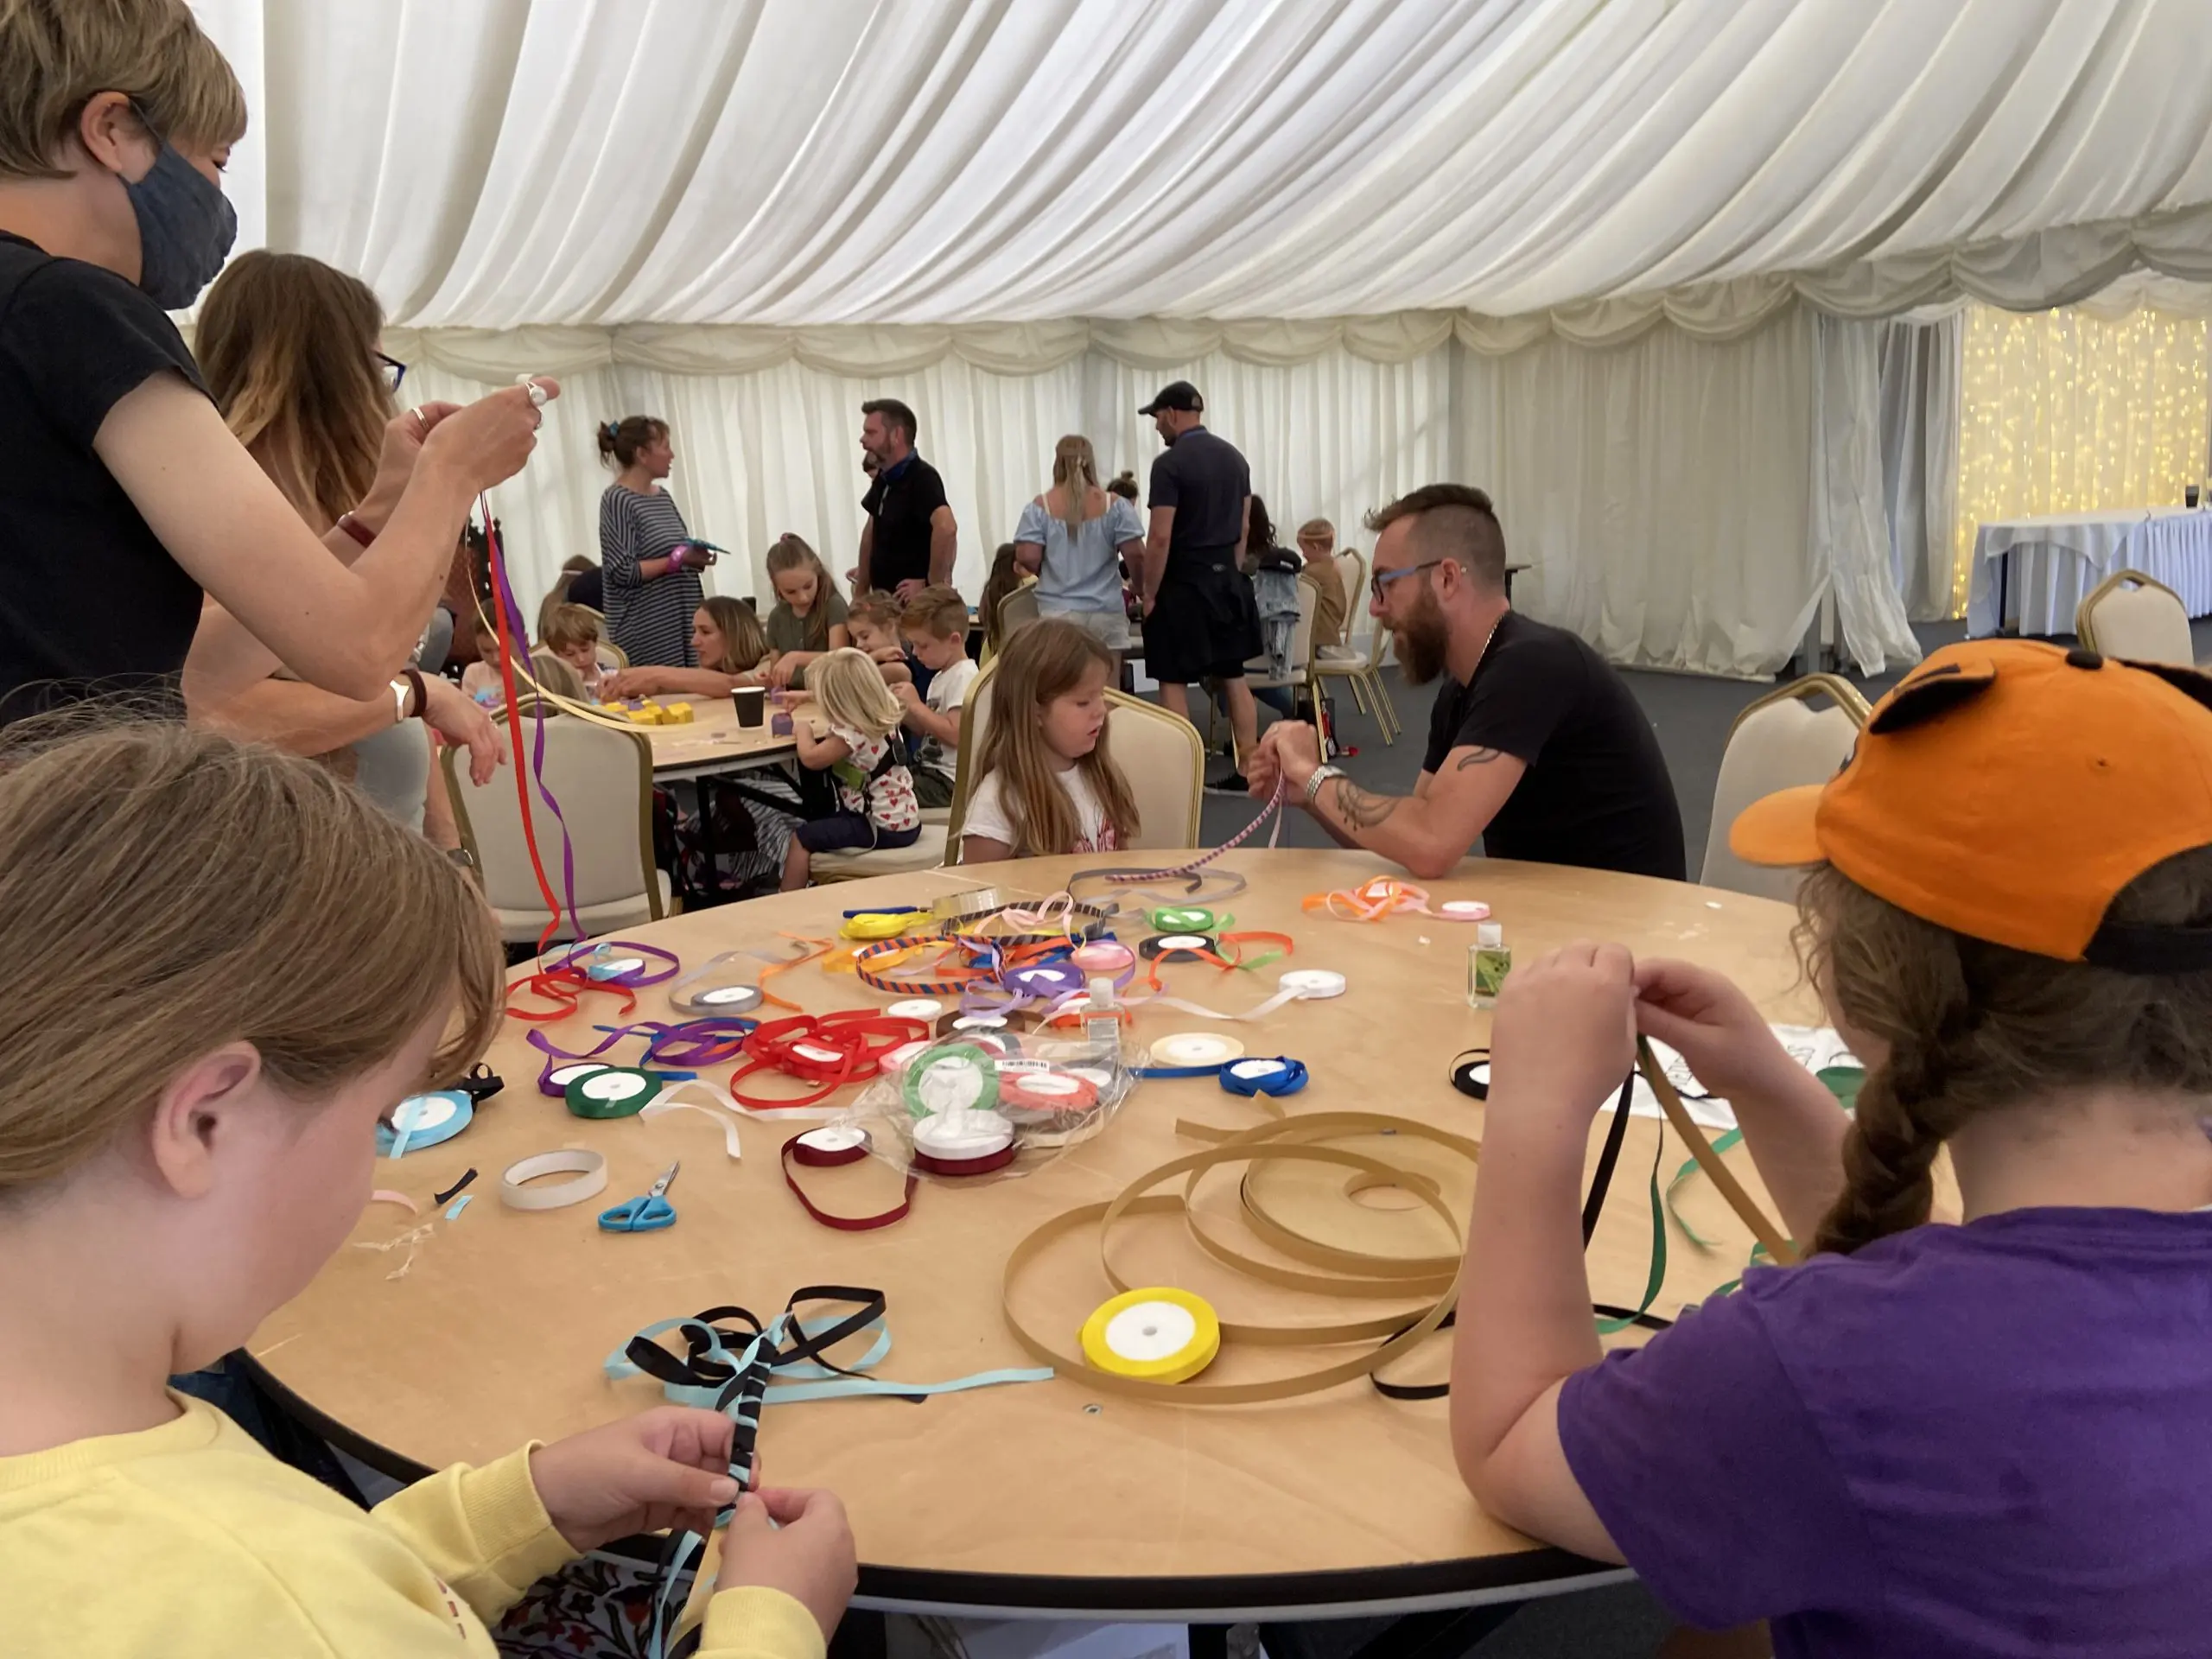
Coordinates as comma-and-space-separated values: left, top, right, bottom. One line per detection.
1700, 674, 1870, 903
442, 704, 669, 944
2076, 568, 2195, 667
944, 663, 1203, 861
1312, 547, 1400, 743
995, 582, 1042, 643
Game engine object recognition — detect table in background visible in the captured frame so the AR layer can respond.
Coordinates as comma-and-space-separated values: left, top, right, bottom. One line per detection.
251, 851, 1811, 1624
640, 697, 796, 785
1967, 506, 2212, 637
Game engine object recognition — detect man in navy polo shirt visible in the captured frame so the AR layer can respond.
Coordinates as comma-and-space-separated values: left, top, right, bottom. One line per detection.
1136, 381, 1263, 791
857, 398, 956, 601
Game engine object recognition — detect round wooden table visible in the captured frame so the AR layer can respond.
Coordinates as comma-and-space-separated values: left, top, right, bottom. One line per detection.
639, 696, 796, 782
251, 850, 1808, 1620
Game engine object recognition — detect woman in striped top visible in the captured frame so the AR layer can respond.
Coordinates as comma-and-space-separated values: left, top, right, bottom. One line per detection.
596, 416, 707, 666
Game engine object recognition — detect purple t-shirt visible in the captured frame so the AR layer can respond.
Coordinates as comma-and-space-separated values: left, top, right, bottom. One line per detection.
1559, 1207, 2212, 1656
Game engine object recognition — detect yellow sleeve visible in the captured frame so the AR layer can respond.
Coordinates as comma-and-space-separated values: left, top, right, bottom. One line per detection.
698, 1586, 828, 1659
369, 1445, 579, 1626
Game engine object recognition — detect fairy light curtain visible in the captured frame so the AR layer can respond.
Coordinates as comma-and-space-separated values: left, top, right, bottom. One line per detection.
1952, 299, 2212, 616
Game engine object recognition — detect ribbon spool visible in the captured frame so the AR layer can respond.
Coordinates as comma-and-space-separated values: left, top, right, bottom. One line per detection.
378, 1090, 472, 1158
1141, 933, 1217, 963
902, 1044, 1002, 1118
1276, 969, 1346, 1000
547, 939, 681, 987
1080, 1287, 1221, 1383
781, 1128, 916, 1230
1149, 906, 1228, 934
680, 983, 765, 1014
842, 911, 923, 941
886, 999, 944, 1021
1149, 1033, 1246, 1068
910, 1109, 1017, 1177
1219, 1057, 1310, 1097
566, 1067, 665, 1120
500, 1149, 610, 1211
733, 1013, 931, 1111
996, 1065, 1102, 1122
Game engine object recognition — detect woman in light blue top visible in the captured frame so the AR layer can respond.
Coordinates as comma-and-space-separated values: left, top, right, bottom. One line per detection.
1013, 434, 1143, 657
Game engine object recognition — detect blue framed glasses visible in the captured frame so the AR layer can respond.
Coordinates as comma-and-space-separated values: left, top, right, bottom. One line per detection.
1369, 558, 1447, 605
375, 350, 408, 393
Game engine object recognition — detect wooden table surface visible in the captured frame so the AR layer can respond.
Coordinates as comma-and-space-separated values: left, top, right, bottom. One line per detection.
251, 851, 1811, 1618
631, 695, 796, 780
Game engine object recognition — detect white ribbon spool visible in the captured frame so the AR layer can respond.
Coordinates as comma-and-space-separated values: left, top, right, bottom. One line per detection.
913, 1053, 991, 1114
1278, 969, 1347, 1000
912, 1110, 1014, 1160
691, 984, 764, 1012
798, 1124, 870, 1155
1150, 1033, 1246, 1068
499, 1149, 609, 1211
887, 999, 944, 1020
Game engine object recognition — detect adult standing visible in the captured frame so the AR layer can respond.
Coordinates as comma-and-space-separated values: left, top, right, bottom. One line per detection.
597, 416, 708, 667
1249, 484, 1685, 881
1013, 434, 1141, 655
856, 398, 955, 601
0, 1, 550, 723
1135, 381, 1262, 790
193, 250, 503, 839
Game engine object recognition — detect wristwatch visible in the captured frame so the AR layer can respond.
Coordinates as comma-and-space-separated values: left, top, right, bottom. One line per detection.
1304, 764, 1346, 809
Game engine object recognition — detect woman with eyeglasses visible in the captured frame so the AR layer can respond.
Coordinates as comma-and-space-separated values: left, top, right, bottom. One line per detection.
0, 3, 553, 727
193, 250, 505, 845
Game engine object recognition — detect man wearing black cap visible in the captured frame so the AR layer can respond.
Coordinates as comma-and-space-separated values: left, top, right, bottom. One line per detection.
1137, 381, 1263, 789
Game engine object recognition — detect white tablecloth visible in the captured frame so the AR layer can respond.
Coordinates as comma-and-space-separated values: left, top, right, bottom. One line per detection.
1968, 506, 2212, 636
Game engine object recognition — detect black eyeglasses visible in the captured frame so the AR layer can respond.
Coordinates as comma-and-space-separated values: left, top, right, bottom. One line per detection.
375, 351, 408, 394
1370, 559, 1447, 605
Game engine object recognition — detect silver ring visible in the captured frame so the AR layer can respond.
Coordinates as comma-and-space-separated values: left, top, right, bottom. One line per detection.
409, 405, 425, 425
517, 375, 550, 410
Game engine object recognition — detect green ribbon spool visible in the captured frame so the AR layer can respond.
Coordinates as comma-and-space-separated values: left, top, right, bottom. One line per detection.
565, 1067, 664, 1120
1148, 906, 1228, 934
900, 1043, 1002, 1120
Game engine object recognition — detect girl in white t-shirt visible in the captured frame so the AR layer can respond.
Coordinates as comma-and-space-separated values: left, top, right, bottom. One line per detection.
783, 649, 922, 888
960, 619, 1140, 862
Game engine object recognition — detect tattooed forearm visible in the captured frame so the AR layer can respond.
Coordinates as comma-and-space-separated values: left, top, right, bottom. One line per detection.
1455, 747, 1503, 769
1329, 776, 1404, 830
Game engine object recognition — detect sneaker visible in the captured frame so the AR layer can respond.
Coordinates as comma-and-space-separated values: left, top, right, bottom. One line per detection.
1205, 771, 1250, 796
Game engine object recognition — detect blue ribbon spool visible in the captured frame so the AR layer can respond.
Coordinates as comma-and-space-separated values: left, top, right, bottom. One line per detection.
1217, 1057, 1309, 1097
377, 1090, 473, 1157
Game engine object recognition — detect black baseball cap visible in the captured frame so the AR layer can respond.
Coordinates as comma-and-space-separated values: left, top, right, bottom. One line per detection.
1139, 380, 1203, 416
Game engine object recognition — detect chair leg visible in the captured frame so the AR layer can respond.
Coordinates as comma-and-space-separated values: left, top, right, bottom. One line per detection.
1344, 672, 1370, 716
1375, 671, 1402, 742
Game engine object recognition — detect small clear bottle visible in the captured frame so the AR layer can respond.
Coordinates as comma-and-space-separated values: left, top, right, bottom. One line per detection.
1468, 922, 1511, 1009
1084, 974, 1122, 1059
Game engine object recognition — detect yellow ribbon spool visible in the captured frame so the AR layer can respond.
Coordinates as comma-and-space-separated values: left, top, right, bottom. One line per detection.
1079, 1287, 1221, 1383
841, 912, 925, 941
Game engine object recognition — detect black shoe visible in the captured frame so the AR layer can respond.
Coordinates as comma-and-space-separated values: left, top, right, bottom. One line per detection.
1205, 771, 1250, 796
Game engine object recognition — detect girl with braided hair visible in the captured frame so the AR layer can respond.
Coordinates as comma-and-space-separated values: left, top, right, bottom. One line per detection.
1447, 639, 2212, 1657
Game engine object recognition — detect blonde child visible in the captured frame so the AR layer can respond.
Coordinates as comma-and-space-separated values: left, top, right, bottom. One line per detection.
844, 591, 914, 689
539, 602, 609, 697
603, 596, 772, 700
1295, 518, 1353, 656
959, 619, 1139, 863
0, 719, 853, 1656
783, 648, 922, 888
761, 535, 850, 692
1451, 640, 2212, 1656
891, 585, 978, 810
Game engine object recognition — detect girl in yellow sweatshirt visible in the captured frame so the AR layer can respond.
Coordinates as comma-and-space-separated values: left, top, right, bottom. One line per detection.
0, 719, 854, 1657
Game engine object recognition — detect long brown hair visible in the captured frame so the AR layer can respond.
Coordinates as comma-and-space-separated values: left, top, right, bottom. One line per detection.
1798, 851, 2212, 1256
971, 620, 1139, 855
197, 251, 391, 530
979, 543, 1026, 650
766, 534, 834, 652
698, 594, 768, 675
0, 716, 502, 1194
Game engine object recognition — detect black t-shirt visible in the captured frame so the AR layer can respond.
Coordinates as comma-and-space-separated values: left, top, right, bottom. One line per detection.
861, 454, 948, 591
1147, 426, 1249, 571
0, 232, 207, 722
1422, 610, 1686, 880
568, 565, 603, 612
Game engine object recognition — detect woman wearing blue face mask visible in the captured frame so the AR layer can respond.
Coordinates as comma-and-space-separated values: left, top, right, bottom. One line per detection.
0, 1, 555, 725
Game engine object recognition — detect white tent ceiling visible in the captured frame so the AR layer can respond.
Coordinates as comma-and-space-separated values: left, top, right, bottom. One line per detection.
194, 0, 2212, 332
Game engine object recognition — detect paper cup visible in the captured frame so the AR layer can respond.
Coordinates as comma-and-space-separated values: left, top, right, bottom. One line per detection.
733, 685, 766, 728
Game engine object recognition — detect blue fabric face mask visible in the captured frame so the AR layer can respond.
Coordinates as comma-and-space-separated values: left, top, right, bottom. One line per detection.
123, 130, 237, 310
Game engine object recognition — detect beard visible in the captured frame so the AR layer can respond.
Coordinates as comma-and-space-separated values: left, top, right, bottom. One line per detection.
1394, 584, 1452, 686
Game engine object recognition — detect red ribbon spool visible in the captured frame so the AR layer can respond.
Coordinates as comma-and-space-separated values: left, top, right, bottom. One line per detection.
780, 1128, 915, 1230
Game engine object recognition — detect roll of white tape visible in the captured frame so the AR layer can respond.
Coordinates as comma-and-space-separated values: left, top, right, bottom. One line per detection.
499, 1149, 609, 1211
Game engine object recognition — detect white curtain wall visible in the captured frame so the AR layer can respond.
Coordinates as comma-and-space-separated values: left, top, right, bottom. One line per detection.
399, 302, 1916, 679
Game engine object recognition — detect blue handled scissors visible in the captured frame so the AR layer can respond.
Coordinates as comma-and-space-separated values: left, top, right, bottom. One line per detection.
598, 1161, 680, 1233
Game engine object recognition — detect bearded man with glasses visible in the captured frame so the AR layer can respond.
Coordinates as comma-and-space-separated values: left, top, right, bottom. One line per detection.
1248, 484, 1684, 882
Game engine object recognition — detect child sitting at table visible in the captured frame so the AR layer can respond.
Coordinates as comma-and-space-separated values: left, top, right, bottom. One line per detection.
959, 619, 1138, 863
1449, 640, 2212, 1656
0, 718, 854, 1657
783, 647, 923, 888
844, 590, 918, 690
540, 601, 613, 697
761, 535, 850, 693
892, 585, 979, 810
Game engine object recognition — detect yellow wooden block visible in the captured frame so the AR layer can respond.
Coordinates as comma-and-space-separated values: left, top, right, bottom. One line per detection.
666, 702, 695, 723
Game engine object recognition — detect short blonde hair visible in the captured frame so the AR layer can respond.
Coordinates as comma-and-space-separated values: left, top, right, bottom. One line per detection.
898, 585, 968, 640
1296, 518, 1336, 548
0, 716, 501, 1195
540, 604, 603, 657
0, 0, 249, 181
807, 648, 902, 741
